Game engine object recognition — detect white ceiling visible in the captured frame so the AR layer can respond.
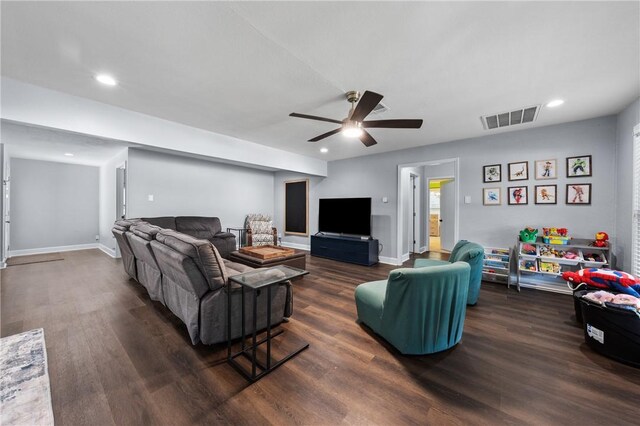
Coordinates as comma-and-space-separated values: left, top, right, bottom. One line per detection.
1, 1, 638, 161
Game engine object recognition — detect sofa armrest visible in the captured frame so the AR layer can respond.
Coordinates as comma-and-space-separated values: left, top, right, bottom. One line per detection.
214, 232, 235, 239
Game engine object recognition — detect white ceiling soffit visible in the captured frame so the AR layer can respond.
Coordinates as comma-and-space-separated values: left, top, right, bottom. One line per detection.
1, 120, 133, 167
1, 1, 638, 162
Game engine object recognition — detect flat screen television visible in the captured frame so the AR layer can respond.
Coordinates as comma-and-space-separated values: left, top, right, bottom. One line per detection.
318, 197, 371, 236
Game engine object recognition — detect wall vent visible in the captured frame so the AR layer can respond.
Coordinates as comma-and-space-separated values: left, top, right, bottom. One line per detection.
370, 101, 389, 115
480, 105, 540, 130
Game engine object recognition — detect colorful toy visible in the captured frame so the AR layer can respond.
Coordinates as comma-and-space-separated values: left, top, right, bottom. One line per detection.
519, 227, 538, 243
583, 252, 605, 263
542, 227, 570, 245
592, 232, 609, 248
539, 261, 561, 274
521, 244, 537, 255
520, 260, 537, 271
562, 268, 640, 298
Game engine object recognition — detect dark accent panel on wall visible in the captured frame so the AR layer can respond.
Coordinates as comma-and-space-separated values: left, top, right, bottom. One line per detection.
285, 179, 308, 236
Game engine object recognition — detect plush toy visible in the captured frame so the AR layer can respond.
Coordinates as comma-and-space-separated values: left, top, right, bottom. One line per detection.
562, 268, 640, 298
592, 232, 609, 248
519, 227, 538, 243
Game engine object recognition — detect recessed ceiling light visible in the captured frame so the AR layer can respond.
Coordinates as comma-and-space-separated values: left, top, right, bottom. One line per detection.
64, 153, 74, 157
95, 74, 117, 86
546, 99, 564, 108
320, 148, 328, 153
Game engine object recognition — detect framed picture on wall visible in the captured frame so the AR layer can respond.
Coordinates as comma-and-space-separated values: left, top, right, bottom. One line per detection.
483, 164, 501, 183
534, 159, 557, 180
566, 155, 592, 177
566, 183, 591, 205
508, 161, 528, 181
507, 186, 528, 205
483, 187, 501, 205
535, 185, 557, 204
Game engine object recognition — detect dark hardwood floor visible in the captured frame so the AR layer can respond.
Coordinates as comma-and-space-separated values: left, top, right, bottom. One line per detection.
2, 249, 639, 425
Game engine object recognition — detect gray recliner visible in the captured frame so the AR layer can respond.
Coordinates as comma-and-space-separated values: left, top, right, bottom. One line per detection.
127, 222, 164, 304
150, 229, 291, 345
142, 216, 236, 258
111, 219, 139, 281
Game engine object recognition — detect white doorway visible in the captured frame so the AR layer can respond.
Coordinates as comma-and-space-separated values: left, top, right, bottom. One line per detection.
397, 158, 459, 264
1, 147, 8, 266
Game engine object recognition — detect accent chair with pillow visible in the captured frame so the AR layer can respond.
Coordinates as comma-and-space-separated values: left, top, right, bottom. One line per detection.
414, 240, 484, 305
355, 262, 471, 355
245, 214, 277, 246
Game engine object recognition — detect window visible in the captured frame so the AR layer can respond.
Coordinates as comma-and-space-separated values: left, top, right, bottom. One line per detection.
633, 124, 640, 276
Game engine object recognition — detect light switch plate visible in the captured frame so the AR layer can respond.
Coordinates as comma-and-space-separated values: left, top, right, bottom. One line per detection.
382, 197, 388, 203
148, 194, 154, 201
464, 196, 471, 204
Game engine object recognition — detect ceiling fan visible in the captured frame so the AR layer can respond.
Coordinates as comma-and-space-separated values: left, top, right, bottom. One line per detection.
289, 90, 423, 147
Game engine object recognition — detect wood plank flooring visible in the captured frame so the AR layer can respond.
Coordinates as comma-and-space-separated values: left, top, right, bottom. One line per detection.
1, 249, 639, 425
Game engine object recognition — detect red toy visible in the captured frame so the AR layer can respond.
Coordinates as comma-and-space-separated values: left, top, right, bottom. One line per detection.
592, 232, 609, 247
562, 268, 640, 297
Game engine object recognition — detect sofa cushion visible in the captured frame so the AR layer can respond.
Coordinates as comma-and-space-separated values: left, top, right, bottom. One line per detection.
155, 229, 227, 290
176, 216, 222, 239
142, 216, 176, 230
130, 222, 162, 241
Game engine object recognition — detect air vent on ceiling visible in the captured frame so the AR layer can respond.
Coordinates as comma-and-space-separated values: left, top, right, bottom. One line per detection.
370, 101, 389, 115
480, 105, 540, 130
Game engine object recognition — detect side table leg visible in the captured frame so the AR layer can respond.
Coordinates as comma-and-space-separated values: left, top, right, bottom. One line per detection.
251, 288, 258, 379
267, 285, 272, 370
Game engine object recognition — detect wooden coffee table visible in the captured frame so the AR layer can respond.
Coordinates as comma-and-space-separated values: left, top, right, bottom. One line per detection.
229, 245, 306, 272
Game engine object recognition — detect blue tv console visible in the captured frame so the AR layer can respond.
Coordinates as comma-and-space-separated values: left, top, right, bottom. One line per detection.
310, 234, 379, 266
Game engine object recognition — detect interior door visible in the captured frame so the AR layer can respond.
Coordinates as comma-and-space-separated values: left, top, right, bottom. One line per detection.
440, 179, 455, 251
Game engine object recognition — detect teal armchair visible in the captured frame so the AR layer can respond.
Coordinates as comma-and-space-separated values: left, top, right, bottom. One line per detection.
355, 262, 471, 355
414, 240, 484, 305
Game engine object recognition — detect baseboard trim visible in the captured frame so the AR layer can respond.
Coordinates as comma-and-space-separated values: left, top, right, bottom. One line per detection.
8, 243, 99, 257
281, 242, 310, 251
418, 246, 428, 254
401, 253, 411, 263
379, 256, 402, 266
98, 244, 117, 258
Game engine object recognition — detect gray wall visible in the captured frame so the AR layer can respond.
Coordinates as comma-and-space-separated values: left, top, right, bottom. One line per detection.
98, 149, 128, 253
10, 158, 99, 251
126, 149, 275, 229
614, 98, 640, 271
276, 116, 618, 262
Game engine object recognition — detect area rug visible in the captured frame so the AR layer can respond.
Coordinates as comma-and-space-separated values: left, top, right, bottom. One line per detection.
0, 328, 54, 425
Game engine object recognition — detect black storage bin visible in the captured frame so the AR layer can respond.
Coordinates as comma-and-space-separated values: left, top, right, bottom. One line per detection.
579, 296, 640, 368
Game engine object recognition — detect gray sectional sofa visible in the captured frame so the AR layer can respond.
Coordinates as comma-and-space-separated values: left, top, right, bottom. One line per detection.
112, 216, 293, 345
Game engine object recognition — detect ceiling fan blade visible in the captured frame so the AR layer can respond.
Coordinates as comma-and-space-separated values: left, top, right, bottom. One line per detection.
359, 130, 378, 147
290, 112, 342, 124
308, 127, 342, 142
362, 119, 423, 129
350, 91, 384, 122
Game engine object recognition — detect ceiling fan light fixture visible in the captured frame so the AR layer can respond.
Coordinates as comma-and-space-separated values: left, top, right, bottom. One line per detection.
342, 122, 363, 138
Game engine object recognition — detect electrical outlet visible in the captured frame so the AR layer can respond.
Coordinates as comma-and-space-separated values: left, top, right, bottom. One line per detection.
148, 194, 154, 201
95, 235, 100, 241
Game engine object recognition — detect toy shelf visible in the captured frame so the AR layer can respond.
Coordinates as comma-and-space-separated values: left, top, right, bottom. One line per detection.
482, 247, 511, 286
514, 237, 612, 295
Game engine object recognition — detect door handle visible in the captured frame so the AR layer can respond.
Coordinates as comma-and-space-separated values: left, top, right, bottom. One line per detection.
439, 219, 443, 222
